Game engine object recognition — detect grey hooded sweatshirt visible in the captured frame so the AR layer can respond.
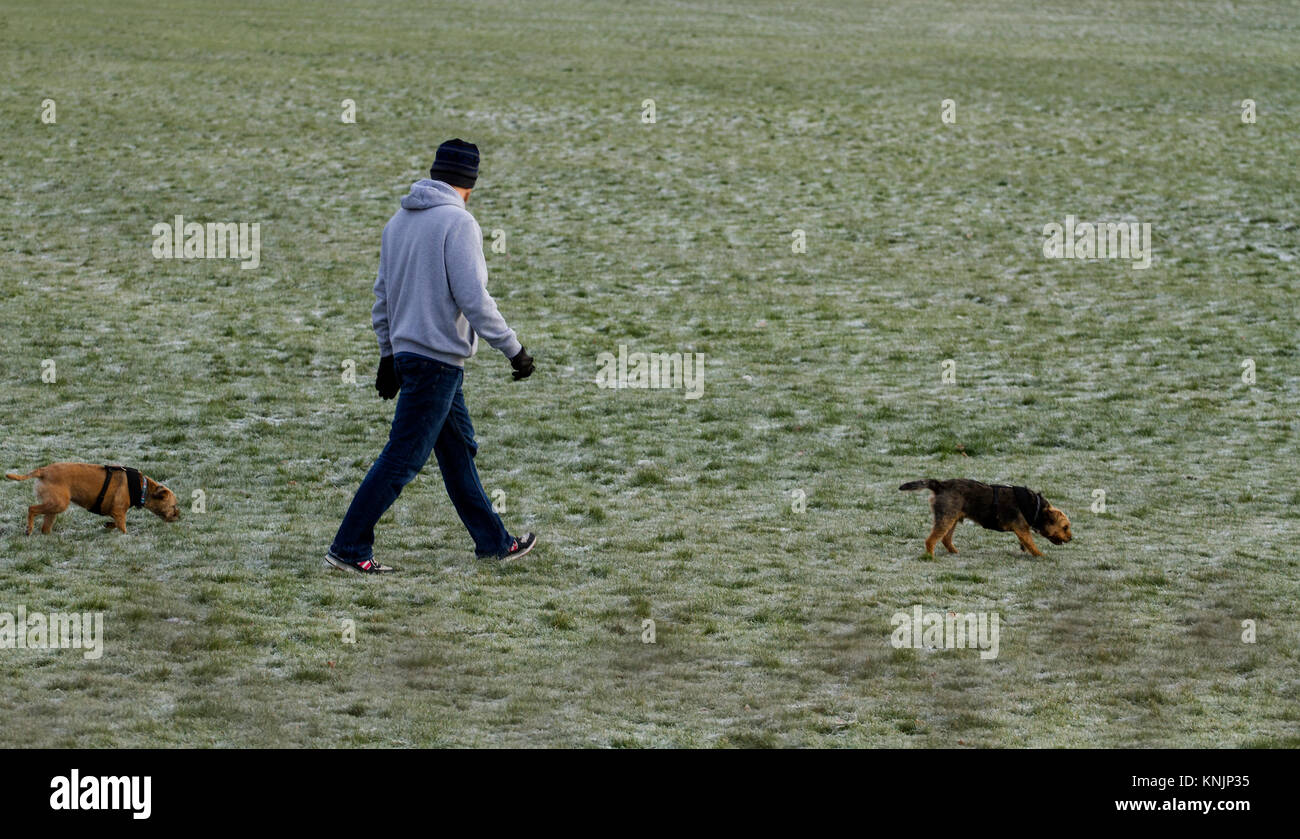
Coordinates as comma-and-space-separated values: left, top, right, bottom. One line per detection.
372, 179, 521, 367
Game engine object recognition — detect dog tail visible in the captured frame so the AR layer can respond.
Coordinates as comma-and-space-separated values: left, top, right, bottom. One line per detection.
899, 479, 939, 492
5, 470, 36, 481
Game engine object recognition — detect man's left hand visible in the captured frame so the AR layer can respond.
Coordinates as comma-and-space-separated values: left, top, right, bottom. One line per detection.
376, 355, 399, 399
510, 347, 534, 381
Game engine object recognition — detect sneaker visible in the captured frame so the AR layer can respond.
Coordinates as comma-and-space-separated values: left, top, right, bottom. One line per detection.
478, 532, 538, 561
325, 551, 396, 574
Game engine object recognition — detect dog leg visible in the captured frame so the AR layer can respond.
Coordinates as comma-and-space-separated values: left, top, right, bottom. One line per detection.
1012, 524, 1043, 557
28, 503, 63, 535
941, 520, 959, 554
30, 482, 69, 535
925, 512, 959, 556
924, 526, 943, 556
110, 512, 127, 534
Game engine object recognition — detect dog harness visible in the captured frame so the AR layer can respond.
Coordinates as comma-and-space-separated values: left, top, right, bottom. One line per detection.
88, 465, 147, 516
994, 485, 1046, 528
1012, 485, 1045, 528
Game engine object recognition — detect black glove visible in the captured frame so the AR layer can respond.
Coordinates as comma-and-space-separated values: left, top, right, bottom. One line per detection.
375, 355, 399, 399
510, 346, 534, 381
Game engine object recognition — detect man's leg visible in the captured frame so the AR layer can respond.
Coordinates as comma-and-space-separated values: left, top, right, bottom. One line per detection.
432, 384, 513, 557
330, 356, 459, 564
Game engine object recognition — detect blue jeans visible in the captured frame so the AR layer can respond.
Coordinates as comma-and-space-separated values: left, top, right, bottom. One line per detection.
330, 353, 513, 561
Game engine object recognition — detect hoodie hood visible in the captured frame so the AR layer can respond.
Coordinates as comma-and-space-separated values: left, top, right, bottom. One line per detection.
401, 178, 465, 210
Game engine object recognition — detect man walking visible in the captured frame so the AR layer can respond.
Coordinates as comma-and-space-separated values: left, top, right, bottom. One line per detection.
327, 139, 537, 573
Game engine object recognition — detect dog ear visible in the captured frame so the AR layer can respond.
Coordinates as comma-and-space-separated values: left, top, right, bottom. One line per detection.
151, 485, 169, 499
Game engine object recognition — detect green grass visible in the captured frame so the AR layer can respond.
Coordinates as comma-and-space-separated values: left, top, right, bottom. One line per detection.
1, 0, 1297, 747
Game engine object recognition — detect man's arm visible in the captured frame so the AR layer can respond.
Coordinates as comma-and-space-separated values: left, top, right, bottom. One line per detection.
371, 243, 393, 358
444, 215, 522, 360
371, 237, 399, 398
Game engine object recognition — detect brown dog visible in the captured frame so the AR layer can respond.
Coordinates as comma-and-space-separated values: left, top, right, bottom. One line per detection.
6, 462, 180, 534
899, 478, 1072, 557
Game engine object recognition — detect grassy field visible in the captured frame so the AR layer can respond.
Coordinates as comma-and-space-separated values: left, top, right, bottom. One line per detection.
1, 0, 1297, 747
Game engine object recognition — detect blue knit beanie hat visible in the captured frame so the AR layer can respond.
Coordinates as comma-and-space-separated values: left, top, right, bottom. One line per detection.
430, 138, 479, 188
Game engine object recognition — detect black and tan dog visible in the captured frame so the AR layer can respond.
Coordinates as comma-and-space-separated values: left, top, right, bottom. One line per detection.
899, 478, 1071, 557
6, 462, 180, 534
